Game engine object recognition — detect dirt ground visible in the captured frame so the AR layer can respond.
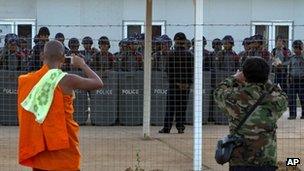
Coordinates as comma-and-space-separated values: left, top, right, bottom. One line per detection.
0, 111, 303, 171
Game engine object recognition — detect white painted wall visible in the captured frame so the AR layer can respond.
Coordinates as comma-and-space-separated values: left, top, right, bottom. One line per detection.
36, 0, 195, 52
203, 0, 304, 52
0, 0, 36, 19
1, 0, 304, 52
203, 0, 251, 51
0, 0, 195, 52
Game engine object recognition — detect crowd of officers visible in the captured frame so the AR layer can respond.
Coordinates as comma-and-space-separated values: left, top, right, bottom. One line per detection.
1, 26, 303, 121
0, 27, 188, 73
204, 34, 304, 120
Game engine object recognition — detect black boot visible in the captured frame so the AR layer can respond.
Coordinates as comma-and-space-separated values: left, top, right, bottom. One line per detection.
159, 128, 170, 134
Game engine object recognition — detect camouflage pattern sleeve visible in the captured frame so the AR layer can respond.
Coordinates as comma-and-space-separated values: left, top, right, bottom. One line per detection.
213, 76, 243, 118
268, 86, 288, 120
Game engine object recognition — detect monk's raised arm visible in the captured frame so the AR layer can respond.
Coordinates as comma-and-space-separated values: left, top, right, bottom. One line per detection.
60, 55, 103, 91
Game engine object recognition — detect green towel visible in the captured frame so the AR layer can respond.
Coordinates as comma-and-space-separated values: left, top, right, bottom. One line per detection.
21, 69, 67, 124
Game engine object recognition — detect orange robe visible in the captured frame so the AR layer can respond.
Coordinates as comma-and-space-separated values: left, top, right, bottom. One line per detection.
18, 65, 80, 170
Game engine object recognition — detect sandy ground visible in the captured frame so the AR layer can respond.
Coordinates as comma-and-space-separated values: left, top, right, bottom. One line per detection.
0, 111, 303, 171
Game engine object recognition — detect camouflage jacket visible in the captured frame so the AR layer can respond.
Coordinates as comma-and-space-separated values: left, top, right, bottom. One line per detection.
214, 77, 288, 166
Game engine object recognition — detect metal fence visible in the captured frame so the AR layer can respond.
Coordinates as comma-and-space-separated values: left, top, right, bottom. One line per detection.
0, 21, 303, 171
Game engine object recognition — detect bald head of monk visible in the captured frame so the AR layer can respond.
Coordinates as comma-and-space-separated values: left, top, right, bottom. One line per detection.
43, 40, 65, 68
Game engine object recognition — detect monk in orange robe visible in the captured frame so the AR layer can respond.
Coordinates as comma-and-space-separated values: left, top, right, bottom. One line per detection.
18, 40, 103, 171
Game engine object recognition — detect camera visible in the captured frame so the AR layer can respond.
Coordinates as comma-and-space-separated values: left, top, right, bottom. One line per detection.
65, 55, 73, 64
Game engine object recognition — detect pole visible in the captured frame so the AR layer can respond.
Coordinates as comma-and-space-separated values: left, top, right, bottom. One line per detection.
194, 0, 203, 170
143, 0, 153, 139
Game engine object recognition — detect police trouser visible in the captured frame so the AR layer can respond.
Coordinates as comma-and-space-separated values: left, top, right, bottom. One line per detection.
208, 69, 217, 121
163, 84, 189, 130
229, 166, 276, 171
288, 78, 304, 117
274, 70, 287, 93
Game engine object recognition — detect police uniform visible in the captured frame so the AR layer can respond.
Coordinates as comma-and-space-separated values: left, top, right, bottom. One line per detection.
203, 49, 211, 71
0, 35, 26, 71
120, 51, 143, 71
248, 49, 272, 63
287, 41, 304, 119
214, 36, 240, 73
239, 50, 251, 66
152, 35, 172, 71
215, 49, 239, 72
91, 51, 115, 72
79, 36, 97, 65
29, 41, 44, 71
120, 37, 143, 72
159, 32, 194, 133
214, 77, 288, 169
135, 33, 145, 55
239, 37, 252, 67
114, 39, 128, 61
28, 28, 50, 71
271, 47, 291, 92
210, 38, 222, 58
55, 33, 69, 55
247, 35, 272, 65
91, 36, 116, 72
79, 49, 96, 65
0, 47, 21, 70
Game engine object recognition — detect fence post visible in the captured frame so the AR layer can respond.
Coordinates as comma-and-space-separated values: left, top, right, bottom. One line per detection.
143, 0, 153, 139
194, 0, 203, 170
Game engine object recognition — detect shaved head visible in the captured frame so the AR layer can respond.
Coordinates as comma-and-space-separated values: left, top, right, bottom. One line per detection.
44, 40, 65, 62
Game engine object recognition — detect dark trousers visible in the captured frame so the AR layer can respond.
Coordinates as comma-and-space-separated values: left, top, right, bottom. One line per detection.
288, 78, 304, 117
274, 71, 287, 93
208, 70, 216, 121
229, 166, 276, 171
163, 84, 189, 130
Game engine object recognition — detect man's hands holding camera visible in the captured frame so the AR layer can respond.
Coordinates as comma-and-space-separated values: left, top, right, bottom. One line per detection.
234, 70, 246, 84
67, 54, 86, 69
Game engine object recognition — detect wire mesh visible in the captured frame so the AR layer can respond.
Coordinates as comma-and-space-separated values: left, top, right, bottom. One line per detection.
0, 20, 302, 171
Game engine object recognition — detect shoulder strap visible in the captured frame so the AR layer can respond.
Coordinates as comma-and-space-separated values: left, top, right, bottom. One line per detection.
234, 89, 271, 132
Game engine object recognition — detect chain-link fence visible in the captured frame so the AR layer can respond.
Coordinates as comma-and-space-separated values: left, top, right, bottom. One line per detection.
0, 16, 303, 171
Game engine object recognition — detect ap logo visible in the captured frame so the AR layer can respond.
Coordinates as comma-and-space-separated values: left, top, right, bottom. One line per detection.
286, 158, 301, 166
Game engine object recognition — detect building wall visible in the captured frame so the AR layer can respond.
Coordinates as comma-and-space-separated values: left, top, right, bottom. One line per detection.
1, 0, 304, 52
203, 0, 304, 51
0, 0, 195, 52
36, 0, 195, 52
0, 0, 36, 19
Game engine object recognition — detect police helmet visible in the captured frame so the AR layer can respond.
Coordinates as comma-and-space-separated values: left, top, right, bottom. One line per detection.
222, 35, 234, 46
55, 33, 65, 40
159, 34, 172, 47
82, 36, 93, 45
292, 40, 303, 49
252, 34, 264, 45
212, 38, 222, 48
98, 36, 110, 48
68, 38, 80, 47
